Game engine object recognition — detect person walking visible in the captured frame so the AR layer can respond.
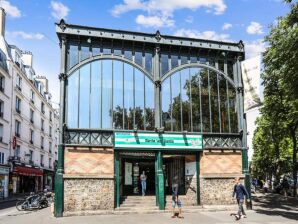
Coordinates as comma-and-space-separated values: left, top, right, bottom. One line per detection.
171, 187, 183, 218
140, 171, 147, 196
233, 177, 249, 220
281, 177, 289, 198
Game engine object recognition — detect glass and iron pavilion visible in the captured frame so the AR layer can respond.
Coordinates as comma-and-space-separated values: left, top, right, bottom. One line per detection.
54, 19, 250, 217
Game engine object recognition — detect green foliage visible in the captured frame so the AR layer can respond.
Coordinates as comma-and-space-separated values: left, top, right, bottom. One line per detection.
252, 1, 298, 194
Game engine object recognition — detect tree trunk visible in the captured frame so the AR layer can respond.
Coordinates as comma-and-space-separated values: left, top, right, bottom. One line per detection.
291, 129, 297, 197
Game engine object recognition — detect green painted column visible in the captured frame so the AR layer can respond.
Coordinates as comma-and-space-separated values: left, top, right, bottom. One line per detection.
155, 153, 159, 206
115, 151, 120, 208
54, 144, 64, 217
157, 151, 165, 210
196, 152, 201, 205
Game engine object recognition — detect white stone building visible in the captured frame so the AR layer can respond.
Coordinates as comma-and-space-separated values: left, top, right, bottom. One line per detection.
0, 8, 58, 198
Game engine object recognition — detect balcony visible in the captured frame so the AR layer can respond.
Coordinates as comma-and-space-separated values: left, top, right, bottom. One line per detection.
41, 110, 45, 114
30, 99, 34, 105
29, 140, 34, 144
30, 119, 34, 124
9, 156, 21, 163
16, 109, 21, 114
0, 86, 4, 92
15, 132, 20, 138
16, 85, 22, 92
41, 145, 44, 150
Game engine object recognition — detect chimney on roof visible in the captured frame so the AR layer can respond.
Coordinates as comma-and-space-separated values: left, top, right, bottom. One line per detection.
0, 8, 5, 37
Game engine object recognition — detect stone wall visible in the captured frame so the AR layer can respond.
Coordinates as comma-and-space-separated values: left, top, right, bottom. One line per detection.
201, 178, 236, 205
185, 175, 197, 205
64, 178, 114, 212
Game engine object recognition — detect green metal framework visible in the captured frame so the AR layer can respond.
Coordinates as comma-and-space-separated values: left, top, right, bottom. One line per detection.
55, 19, 249, 216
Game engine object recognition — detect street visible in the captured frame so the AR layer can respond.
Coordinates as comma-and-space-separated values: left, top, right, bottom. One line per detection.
0, 193, 297, 224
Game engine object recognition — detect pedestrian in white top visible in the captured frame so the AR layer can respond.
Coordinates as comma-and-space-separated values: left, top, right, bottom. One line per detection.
140, 171, 147, 196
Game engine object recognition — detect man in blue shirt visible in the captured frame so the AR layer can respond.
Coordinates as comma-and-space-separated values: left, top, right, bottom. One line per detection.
233, 177, 249, 220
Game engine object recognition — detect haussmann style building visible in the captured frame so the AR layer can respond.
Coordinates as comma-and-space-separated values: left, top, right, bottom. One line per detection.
54, 19, 250, 217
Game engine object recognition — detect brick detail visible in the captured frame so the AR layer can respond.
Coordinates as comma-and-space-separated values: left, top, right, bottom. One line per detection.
201, 150, 242, 175
64, 147, 114, 176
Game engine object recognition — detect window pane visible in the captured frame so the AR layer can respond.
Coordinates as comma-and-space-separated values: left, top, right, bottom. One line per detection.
102, 60, 112, 129
134, 69, 145, 130
181, 56, 188, 65
228, 83, 238, 132
145, 53, 153, 74
124, 63, 134, 129
124, 50, 132, 60
134, 51, 142, 67
190, 68, 201, 132
90, 61, 101, 128
162, 78, 171, 131
92, 47, 101, 56
219, 75, 229, 133
113, 49, 122, 56
79, 64, 90, 128
67, 71, 79, 128
171, 72, 181, 131
171, 55, 178, 69
80, 46, 90, 62
113, 60, 123, 129
210, 71, 220, 132
160, 54, 169, 76
145, 77, 154, 130
181, 69, 191, 131
218, 60, 224, 72
69, 45, 78, 69
201, 69, 210, 132
227, 60, 234, 80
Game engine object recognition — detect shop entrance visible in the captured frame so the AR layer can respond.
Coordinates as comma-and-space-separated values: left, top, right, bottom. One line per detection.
121, 154, 156, 196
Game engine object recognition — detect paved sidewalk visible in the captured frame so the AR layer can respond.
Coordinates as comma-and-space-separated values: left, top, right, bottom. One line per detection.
0, 194, 28, 204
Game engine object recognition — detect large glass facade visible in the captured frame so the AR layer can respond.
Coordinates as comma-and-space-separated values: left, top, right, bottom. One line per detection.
161, 67, 238, 133
67, 59, 155, 130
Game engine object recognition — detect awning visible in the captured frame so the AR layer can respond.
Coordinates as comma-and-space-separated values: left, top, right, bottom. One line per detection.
13, 166, 43, 177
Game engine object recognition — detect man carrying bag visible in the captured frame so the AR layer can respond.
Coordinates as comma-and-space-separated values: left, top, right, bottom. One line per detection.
233, 177, 250, 220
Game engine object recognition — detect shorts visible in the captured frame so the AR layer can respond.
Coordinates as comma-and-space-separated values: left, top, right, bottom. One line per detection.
172, 200, 182, 209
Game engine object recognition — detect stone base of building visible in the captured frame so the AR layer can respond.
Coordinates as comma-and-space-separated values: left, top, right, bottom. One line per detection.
201, 176, 243, 205
64, 178, 114, 212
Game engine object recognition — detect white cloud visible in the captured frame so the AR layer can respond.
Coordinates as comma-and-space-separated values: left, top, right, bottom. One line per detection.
111, 0, 227, 27
174, 29, 231, 42
222, 23, 232, 30
185, 16, 193, 23
0, 0, 21, 18
246, 22, 264, 35
244, 39, 266, 59
50, 1, 69, 20
136, 14, 174, 28
9, 31, 44, 40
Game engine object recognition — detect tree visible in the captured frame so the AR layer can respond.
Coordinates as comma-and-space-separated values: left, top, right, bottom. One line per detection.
253, 1, 298, 196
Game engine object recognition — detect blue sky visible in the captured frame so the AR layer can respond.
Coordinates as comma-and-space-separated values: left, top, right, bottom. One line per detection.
1, 0, 291, 104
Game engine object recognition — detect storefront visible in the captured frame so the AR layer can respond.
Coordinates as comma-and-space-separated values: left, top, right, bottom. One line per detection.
12, 166, 43, 193
0, 165, 9, 198
43, 169, 55, 191
55, 20, 250, 217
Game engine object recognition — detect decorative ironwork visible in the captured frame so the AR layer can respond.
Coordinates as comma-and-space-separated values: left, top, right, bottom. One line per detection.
64, 129, 113, 146
58, 73, 67, 81
155, 30, 161, 42
203, 135, 242, 149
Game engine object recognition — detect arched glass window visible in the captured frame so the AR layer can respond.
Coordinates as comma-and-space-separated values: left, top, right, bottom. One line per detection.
67, 59, 155, 130
161, 67, 238, 133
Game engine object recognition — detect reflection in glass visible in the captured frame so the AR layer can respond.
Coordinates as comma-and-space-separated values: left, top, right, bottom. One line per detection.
124, 63, 134, 129
200, 68, 210, 132
135, 69, 145, 130
80, 46, 90, 62
145, 53, 153, 74
190, 68, 201, 132
218, 60, 224, 72
171, 72, 181, 131
227, 60, 234, 80
228, 83, 238, 132
210, 71, 219, 132
90, 61, 101, 128
219, 75, 229, 132
181, 69, 191, 131
79, 64, 90, 128
162, 78, 171, 131
102, 60, 112, 128
160, 54, 169, 75
69, 45, 78, 69
67, 71, 79, 128
113, 60, 123, 129
145, 76, 154, 130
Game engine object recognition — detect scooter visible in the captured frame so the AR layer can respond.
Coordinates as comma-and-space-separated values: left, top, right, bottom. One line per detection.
16, 192, 48, 211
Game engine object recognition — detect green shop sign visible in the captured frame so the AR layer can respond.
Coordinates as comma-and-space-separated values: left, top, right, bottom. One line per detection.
114, 132, 203, 150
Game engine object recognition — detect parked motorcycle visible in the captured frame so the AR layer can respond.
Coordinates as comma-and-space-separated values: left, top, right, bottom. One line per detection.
16, 192, 48, 211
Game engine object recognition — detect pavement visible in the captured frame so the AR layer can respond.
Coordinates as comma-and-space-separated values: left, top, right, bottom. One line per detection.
0, 192, 297, 224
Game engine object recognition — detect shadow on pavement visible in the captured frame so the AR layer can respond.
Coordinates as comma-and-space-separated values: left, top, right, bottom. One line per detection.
252, 193, 298, 221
